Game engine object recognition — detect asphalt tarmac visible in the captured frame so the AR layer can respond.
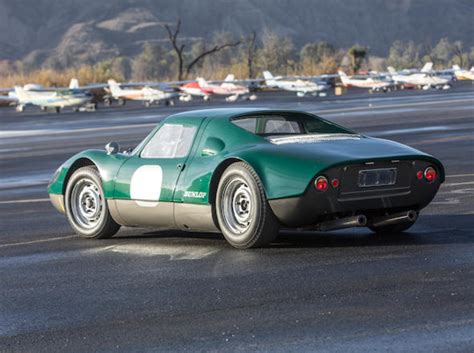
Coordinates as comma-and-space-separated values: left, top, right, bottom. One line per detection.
0, 83, 473, 352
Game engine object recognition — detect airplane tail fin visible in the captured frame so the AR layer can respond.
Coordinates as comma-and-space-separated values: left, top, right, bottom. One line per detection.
387, 66, 396, 74
197, 77, 208, 87
338, 70, 349, 85
14, 86, 29, 101
421, 62, 433, 73
452, 65, 461, 71
224, 74, 234, 82
221, 74, 236, 88
69, 78, 79, 90
107, 79, 122, 96
262, 71, 274, 80
263, 71, 278, 86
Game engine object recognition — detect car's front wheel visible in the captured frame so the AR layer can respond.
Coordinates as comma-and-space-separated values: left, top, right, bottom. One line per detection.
65, 166, 120, 239
216, 162, 279, 249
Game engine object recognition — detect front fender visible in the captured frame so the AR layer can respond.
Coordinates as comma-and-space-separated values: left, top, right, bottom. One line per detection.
47, 149, 129, 198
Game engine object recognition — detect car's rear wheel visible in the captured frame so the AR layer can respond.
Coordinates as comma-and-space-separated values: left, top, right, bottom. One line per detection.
368, 221, 415, 234
65, 166, 120, 239
216, 162, 279, 249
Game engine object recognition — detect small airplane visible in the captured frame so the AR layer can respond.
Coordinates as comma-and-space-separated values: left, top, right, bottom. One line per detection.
387, 63, 451, 90
263, 71, 330, 97
196, 75, 256, 102
452, 65, 474, 81
6, 79, 96, 113
338, 71, 393, 92
178, 81, 213, 101
106, 80, 178, 106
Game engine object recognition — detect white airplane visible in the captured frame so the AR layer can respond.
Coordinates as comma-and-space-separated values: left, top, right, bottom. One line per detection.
387, 63, 451, 90
452, 65, 474, 81
263, 71, 330, 97
106, 80, 178, 106
196, 75, 256, 102
338, 71, 393, 92
7, 79, 96, 113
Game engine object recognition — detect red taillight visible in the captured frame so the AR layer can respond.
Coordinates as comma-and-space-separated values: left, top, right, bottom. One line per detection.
416, 171, 424, 180
424, 167, 437, 182
331, 178, 339, 188
315, 176, 328, 191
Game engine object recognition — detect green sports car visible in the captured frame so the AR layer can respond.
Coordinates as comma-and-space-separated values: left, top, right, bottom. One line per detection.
48, 108, 444, 248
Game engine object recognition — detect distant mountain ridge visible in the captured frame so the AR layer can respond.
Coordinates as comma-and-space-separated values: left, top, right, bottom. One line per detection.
0, 0, 472, 67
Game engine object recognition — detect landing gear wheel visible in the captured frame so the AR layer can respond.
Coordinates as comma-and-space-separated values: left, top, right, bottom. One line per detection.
368, 221, 415, 234
216, 162, 279, 249
118, 99, 126, 106
65, 166, 120, 239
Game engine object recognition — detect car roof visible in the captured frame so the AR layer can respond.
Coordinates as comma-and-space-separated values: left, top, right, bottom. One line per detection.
165, 108, 310, 122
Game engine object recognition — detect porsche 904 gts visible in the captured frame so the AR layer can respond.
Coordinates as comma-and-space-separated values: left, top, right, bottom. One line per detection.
48, 108, 444, 248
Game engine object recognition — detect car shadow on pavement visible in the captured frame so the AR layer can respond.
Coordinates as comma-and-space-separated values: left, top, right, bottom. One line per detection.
273, 214, 474, 248
112, 214, 474, 249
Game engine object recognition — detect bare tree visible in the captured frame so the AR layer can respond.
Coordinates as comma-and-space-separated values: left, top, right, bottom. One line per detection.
246, 31, 257, 78
164, 19, 185, 81
163, 19, 240, 80
422, 42, 435, 66
453, 41, 464, 68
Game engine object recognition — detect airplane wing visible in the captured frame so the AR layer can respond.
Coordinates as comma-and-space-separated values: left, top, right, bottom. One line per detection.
277, 74, 340, 81
207, 78, 266, 84
12, 83, 109, 93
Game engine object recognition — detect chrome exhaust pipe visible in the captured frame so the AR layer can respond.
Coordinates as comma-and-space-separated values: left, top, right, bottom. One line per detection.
369, 210, 417, 228
316, 215, 367, 232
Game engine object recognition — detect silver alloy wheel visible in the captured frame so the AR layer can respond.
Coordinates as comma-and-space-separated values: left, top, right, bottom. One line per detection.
221, 177, 253, 234
70, 177, 104, 229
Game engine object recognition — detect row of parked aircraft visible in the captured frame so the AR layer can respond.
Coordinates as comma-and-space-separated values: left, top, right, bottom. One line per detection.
0, 63, 472, 113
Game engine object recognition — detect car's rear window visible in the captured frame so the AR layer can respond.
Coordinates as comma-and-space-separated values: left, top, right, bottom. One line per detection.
231, 114, 352, 136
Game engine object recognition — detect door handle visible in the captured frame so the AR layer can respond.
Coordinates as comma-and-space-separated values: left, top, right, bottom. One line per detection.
177, 163, 185, 171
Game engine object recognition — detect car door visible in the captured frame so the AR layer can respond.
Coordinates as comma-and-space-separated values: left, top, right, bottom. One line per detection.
112, 122, 201, 226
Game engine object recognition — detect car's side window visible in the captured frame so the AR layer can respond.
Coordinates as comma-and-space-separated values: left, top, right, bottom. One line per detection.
141, 123, 197, 158
233, 117, 257, 133
264, 119, 301, 134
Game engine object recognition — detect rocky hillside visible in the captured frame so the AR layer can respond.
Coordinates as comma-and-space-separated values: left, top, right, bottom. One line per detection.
0, 0, 472, 67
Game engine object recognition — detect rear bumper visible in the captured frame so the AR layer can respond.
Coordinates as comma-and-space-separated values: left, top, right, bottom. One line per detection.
269, 159, 442, 227
49, 194, 65, 214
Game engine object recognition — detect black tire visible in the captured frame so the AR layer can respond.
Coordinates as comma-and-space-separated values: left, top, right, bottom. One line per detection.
216, 162, 279, 249
65, 166, 120, 239
368, 221, 415, 234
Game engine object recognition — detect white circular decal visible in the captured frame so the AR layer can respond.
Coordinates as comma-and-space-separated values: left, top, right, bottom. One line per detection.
130, 165, 163, 204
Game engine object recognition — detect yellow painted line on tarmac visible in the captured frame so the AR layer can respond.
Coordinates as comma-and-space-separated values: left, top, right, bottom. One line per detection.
0, 198, 50, 205
0, 235, 76, 249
